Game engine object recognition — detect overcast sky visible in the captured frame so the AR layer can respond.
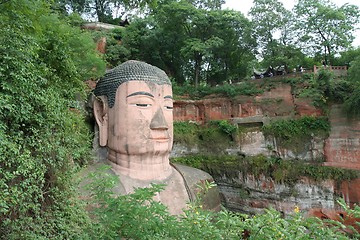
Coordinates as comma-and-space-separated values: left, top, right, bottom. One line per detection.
223, 0, 360, 47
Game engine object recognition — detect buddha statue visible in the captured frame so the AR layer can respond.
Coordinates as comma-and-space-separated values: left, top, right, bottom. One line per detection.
91, 60, 220, 215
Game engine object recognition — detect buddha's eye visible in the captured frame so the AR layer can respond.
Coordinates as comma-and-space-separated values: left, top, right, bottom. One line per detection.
136, 103, 151, 107
165, 106, 173, 110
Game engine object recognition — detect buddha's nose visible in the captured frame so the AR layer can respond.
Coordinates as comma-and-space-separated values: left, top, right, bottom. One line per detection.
150, 108, 168, 130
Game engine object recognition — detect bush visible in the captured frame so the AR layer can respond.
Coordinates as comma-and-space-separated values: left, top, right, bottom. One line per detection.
172, 81, 262, 99
262, 116, 330, 152
173, 121, 236, 154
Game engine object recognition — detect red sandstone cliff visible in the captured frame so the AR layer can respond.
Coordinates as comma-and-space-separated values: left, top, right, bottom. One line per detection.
172, 82, 360, 220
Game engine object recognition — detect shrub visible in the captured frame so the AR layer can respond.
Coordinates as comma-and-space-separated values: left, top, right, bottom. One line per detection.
262, 116, 330, 153
172, 81, 262, 99
173, 121, 236, 154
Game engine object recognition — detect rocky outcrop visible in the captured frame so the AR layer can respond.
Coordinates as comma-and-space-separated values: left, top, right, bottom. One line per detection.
211, 172, 336, 216
172, 83, 360, 216
324, 104, 360, 170
173, 83, 325, 160
173, 83, 298, 124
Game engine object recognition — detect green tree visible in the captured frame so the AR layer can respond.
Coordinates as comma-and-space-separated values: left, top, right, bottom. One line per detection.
55, 0, 158, 22
249, 0, 299, 71
85, 165, 360, 239
0, 0, 105, 237
294, 0, 360, 65
186, 0, 224, 10
149, 2, 255, 86
202, 10, 256, 85
333, 47, 360, 66
85, 0, 254, 86
343, 51, 360, 115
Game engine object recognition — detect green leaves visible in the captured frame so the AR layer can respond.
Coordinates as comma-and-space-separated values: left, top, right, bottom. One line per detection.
294, 0, 360, 61
262, 116, 330, 144
84, 162, 359, 239
0, 0, 104, 237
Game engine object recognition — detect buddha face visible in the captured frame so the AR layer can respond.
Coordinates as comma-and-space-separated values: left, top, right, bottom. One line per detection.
105, 80, 173, 156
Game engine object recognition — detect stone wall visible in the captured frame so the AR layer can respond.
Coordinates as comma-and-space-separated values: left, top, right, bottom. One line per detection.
313, 65, 347, 77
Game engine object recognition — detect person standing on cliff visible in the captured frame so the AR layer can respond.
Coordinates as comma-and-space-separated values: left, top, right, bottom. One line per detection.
91, 60, 221, 215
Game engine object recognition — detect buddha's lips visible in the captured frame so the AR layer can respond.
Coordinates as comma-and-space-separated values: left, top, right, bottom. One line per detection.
150, 132, 171, 141
150, 137, 169, 142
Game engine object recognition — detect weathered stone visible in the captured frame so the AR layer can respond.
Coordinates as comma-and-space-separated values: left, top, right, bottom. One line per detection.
324, 104, 360, 170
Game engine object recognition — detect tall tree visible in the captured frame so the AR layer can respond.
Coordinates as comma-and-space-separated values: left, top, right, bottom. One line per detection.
0, 0, 105, 237
58, 0, 157, 22
294, 0, 360, 65
249, 0, 297, 70
119, 1, 255, 86
203, 9, 256, 85
249, 0, 293, 53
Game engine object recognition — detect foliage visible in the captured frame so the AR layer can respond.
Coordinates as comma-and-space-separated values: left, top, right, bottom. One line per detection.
174, 116, 330, 157
0, 0, 105, 238
291, 67, 360, 115
249, 0, 302, 71
262, 116, 330, 151
173, 81, 262, 99
344, 82, 360, 116
120, 2, 256, 86
338, 52, 360, 115
172, 154, 360, 185
173, 120, 238, 154
329, 79, 355, 103
58, 0, 158, 22
249, 0, 292, 50
333, 47, 360, 66
290, 70, 332, 109
84, 165, 178, 239
89, 27, 131, 67
55, 0, 360, 89
294, 0, 360, 63
84, 164, 359, 239
215, 120, 238, 135
171, 155, 238, 169
173, 121, 200, 146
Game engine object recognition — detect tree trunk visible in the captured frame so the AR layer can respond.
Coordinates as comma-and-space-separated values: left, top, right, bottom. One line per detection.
193, 52, 203, 88
194, 58, 200, 88
95, 0, 106, 22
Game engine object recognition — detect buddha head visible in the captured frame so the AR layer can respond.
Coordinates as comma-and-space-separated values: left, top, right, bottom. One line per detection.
93, 60, 173, 167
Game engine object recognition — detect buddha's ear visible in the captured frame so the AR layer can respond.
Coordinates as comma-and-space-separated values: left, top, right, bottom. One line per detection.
93, 96, 108, 147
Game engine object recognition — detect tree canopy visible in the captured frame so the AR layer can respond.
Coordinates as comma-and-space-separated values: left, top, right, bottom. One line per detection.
294, 0, 360, 65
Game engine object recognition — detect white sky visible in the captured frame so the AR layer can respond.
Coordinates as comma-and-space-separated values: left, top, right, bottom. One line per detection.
223, 0, 360, 47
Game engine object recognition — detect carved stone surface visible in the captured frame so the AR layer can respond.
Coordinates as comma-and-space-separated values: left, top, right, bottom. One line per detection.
84, 60, 221, 214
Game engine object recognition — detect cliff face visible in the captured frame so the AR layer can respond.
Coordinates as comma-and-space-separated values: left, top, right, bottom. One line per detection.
324, 104, 360, 170
173, 83, 324, 160
172, 82, 360, 216
211, 173, 336, 216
